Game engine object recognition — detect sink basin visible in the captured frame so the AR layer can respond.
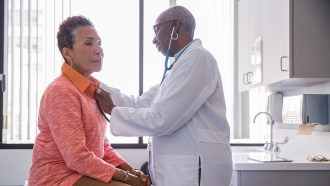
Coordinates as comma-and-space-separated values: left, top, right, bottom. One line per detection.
247, 152, 293, 162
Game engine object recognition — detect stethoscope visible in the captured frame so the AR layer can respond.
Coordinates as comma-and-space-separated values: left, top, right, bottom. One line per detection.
97, 27, 179, 123
160, 26, 178, 84
96, 98, 110, 123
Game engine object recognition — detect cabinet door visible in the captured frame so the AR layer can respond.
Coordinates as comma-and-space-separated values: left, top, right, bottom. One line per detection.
238, 0, 262, 92
239, 170, 330, 186
238, 0, 252, 92
262, 0, 290, 85
291, 0, 330, 78
230, 170, 239, 186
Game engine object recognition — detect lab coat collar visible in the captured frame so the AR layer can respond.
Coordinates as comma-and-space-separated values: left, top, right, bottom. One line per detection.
173, 39, 198, 61
61, 63, 100, 98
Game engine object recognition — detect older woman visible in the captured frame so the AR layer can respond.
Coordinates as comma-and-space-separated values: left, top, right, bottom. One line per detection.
28, 15, 150, 186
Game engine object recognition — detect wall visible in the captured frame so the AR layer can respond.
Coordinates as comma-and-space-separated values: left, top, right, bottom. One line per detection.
274, 128, 330, 160
274, 82, 330, 162
0, 149, 148, 186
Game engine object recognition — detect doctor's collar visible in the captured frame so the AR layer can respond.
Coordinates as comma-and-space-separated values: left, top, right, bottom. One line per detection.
174, 39, 195, 61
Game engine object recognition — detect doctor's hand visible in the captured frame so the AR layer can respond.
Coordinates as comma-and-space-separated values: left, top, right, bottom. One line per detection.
94, 88, 115, 115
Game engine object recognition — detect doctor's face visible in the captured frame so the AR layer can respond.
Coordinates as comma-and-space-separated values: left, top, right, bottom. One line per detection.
152, 17, 175, 56
65, 26, 104, 77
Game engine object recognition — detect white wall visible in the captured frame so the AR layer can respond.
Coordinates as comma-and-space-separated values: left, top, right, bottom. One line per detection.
0, 149, 148, 186
275, 128, 330, 158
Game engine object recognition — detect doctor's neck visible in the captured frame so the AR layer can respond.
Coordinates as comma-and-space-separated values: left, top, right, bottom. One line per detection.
171, 35, 193, 54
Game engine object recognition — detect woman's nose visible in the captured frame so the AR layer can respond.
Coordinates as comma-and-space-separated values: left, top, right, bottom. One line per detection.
95, 45, 103, 56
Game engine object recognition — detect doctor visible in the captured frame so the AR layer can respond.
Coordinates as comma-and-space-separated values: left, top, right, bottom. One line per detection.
95, 5, 232, 186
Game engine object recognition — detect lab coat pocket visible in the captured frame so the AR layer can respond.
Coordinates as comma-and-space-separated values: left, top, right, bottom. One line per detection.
154, 154, 199, 186
198, 129, 228, 144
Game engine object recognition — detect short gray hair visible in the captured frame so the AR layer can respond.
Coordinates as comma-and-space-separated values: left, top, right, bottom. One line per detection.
57, 15, 93, 51
161, 6, 196, 38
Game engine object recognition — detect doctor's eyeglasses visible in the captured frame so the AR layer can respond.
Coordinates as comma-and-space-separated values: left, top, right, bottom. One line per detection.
153, 19, 177, 34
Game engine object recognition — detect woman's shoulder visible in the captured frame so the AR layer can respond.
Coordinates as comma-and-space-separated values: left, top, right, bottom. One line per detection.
38, 75, 86, 116
43, 75, 79, 98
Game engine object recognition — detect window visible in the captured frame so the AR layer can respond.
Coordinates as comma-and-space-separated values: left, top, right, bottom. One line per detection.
249, 87, 269, 139
2, 0, 66, 144
1, 0, 235, 147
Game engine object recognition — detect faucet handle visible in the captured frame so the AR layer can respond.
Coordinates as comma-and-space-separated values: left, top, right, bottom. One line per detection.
263, 142, 270, 150
272, 137, 289, 152
277, 137, 289, 145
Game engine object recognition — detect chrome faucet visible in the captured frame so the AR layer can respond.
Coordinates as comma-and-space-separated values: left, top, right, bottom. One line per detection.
253, 112, 275, 151
253, 112, 289, 152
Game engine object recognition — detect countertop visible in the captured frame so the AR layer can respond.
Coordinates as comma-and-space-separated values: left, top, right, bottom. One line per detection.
232, 146, 330, 171
230, 138, 265, 146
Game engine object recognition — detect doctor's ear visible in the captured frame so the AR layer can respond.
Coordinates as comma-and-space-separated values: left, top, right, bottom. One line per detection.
172, 21, 181, 33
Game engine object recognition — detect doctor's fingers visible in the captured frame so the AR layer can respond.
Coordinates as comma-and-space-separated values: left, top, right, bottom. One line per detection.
95, 88, 113, 101
94, 88, 114, 114
95, 87, 110, 97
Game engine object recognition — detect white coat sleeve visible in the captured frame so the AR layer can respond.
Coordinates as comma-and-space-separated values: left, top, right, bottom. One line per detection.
110, 49, 219, 136
100, 82, 159, 108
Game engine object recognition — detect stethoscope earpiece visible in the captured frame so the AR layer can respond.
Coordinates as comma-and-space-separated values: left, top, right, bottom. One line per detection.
168, 27, 175, 47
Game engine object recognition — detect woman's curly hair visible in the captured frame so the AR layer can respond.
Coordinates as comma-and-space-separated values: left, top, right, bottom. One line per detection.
57, 15, 93, 52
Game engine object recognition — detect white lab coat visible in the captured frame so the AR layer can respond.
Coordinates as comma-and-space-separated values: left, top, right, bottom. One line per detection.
101, 39, 232, 186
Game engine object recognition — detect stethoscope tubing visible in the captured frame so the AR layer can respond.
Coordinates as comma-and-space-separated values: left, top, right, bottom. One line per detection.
161, 27, 177, 84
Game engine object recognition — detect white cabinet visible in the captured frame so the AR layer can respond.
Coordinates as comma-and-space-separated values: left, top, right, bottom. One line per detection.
238, 0, 263, 92
262, 0, 330, 91
230, 170, 239, 186
238, 0, 330, 92
262, 0, 290, 85
238, 0, 251, 92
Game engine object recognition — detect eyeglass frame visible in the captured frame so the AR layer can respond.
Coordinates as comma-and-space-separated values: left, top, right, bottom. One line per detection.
153, 19, 178, 34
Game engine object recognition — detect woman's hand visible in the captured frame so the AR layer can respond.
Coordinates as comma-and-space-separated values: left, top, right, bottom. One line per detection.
130, 169, 151, 186
127, 172, 151, 186
94, 88, 115, 115
113, 168, 151, 186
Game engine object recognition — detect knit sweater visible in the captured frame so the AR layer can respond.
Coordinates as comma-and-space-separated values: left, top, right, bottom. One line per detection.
28, 63, 125, 186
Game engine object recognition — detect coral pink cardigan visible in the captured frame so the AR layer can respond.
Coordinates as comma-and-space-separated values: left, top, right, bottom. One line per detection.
28, 63, 125, 186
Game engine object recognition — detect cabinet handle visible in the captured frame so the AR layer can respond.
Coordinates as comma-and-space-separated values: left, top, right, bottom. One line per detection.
243, 73, 248, 84
280, 56, 289, 71
247, 72, 254, 84
243, 72, 253, 85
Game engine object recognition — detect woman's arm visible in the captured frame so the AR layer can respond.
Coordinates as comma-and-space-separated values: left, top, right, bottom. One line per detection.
103, 138, 151, 185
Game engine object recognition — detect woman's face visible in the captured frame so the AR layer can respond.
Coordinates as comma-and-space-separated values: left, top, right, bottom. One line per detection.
67, 26, 103, 77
